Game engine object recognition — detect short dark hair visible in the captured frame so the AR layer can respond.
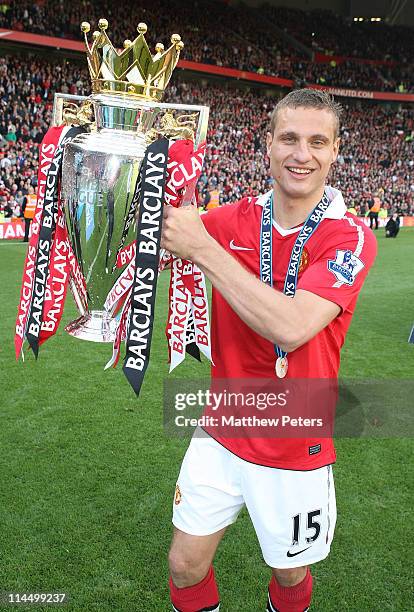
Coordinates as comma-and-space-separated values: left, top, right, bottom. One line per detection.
270, 88, 343, 138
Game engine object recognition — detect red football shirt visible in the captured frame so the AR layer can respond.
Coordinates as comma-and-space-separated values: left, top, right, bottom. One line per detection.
201, 187, 377, 470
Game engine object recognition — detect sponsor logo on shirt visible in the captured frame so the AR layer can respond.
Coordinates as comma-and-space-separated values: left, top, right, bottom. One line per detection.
328, 249, 364, 285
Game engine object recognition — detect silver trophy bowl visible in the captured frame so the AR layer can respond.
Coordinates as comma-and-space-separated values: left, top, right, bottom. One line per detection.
56, 92, 208, 342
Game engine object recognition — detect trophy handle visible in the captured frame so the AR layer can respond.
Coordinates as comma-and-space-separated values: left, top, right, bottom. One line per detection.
52, 94, 89, 127
53, 94, 210, 151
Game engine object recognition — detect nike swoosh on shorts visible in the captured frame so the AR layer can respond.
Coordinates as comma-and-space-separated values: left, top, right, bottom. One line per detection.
286, 546, 311, 558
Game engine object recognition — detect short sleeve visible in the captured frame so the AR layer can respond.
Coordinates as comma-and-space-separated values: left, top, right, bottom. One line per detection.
201, 199, 249, 243
297, 219, 377, 312
200, 207, 221, 241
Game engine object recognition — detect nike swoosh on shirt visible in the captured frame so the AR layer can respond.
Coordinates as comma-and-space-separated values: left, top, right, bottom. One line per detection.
286, 546, 311, 558
229, 239, 254, 251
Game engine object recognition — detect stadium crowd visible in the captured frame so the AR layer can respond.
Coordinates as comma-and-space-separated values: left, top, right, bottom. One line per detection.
1, 53, 413, 219
0, 0, 413, 92
262, 6, 414, 63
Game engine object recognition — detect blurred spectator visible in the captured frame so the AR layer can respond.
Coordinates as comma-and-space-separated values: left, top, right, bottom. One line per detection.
21, 184, 36, 241
385, 214, 400, 237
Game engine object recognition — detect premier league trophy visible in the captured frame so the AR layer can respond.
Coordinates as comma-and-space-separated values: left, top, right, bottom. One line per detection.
15, 19, 211, 395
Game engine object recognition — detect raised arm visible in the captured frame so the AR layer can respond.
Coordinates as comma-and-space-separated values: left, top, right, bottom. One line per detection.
161, 205, 340, 353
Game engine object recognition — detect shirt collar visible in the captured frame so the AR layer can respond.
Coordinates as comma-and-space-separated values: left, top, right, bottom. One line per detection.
255, 186, 347, 236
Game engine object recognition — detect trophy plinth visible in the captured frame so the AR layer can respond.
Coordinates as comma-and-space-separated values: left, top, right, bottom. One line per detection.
65, 310, 118, 342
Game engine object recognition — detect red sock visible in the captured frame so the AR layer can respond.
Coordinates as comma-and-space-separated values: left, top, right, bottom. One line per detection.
267, 568, 313, 612
169, 565, 220, 612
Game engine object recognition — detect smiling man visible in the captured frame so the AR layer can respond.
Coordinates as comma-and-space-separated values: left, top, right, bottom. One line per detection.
162, 89, 377, 612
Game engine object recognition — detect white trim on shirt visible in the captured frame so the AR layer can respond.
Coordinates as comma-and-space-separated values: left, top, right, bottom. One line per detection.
255, 186, 347, 236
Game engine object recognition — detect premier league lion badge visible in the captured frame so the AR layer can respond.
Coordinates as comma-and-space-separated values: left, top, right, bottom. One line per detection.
328, 249, 364, 285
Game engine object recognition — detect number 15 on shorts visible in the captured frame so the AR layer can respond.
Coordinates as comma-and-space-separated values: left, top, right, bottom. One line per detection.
288, 510, 322, 558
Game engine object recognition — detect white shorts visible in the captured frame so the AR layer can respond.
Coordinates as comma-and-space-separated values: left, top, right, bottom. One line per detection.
172, 432, 336, 569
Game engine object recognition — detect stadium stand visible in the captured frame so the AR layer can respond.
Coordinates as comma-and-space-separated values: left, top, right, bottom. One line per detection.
1, 53, 412, 215
0, 0, 413, 91
0, 0, 413, 217
262, 6, 414, 62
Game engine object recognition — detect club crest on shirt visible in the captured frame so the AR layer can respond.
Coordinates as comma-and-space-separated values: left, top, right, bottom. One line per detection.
174, 484, 182, 505
328, 249, 364, 285
299, 249, 310, 275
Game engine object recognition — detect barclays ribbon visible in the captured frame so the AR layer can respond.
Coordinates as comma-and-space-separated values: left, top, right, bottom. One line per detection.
25, 125, 85, 358
122, 137, 169, 395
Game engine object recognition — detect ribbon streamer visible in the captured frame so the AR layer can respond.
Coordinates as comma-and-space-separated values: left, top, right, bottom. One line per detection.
25, 126, 85, 357
122, 137, 170, 395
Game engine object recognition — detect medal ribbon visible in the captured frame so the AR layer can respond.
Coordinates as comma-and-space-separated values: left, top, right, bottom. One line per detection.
260, 190, 331, 363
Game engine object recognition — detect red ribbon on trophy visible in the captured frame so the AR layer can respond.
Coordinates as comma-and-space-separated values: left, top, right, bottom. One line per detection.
15, 127, 212, 395
166, 258, 212, 372
106, 138, 212, 381
15, 125, 87, 359
163, 139, 212, 370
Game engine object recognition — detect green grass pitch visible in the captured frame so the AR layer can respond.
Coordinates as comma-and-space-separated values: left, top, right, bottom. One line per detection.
0, 229, 413, 611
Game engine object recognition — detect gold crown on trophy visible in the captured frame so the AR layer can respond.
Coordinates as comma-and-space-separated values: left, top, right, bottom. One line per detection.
80, 19, 184, 100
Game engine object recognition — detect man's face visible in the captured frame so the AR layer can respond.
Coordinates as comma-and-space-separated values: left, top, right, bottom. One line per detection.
266, 106, 340, 200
